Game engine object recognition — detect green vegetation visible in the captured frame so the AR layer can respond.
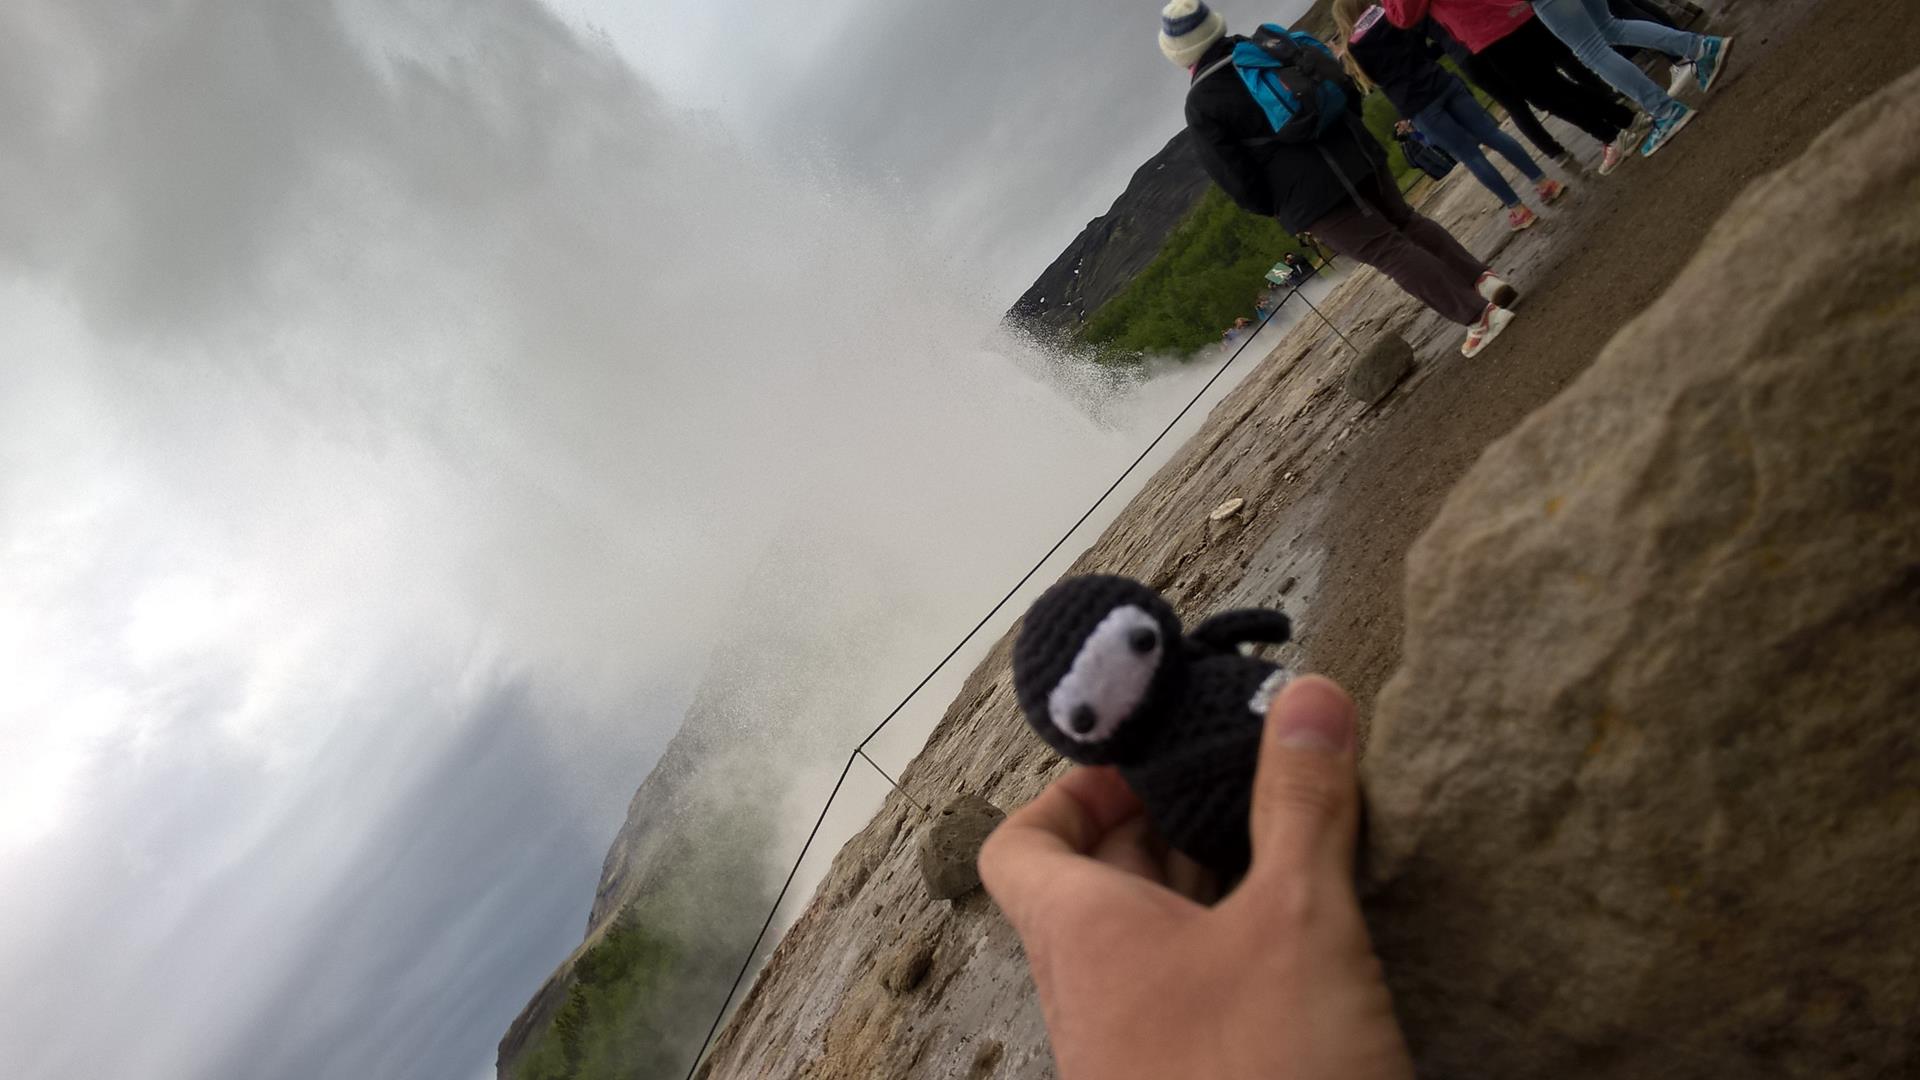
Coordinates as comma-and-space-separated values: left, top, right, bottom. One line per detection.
506, 799, 779, 1080
1076, 187, 1317, 358
1078, 99, 1419, 359
1362, 89, 1416, 180
513, 907, 686, 1080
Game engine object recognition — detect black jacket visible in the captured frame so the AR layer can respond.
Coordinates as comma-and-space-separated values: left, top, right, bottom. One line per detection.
1183, 35, 1387, 233
1345, 11, 1453, 119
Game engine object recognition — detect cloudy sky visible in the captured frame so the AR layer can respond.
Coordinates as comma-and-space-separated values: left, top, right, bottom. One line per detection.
0, 2, 1306, 1079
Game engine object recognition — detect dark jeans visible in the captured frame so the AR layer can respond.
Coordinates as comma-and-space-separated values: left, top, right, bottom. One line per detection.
1413, 79, 1544, 207
1460, 60, 1567, 159
1306, 172, 1488, 326
1472, 19, 1635, 145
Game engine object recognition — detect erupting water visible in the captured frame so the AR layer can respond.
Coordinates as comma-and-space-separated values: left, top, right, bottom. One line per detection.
0, 2, 1346, 1077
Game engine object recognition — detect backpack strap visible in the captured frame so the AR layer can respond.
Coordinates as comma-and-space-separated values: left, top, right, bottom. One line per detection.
1318, 139, 1374, 217
1194, 33, 1383, 218
1190, 54, 1237, 87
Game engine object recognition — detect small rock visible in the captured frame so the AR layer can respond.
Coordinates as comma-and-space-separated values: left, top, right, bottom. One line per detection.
1207, 497, 1248, 543
878, 935, 935, 994
968, 1039, 1005, 1078
916, 794, 1005, 900
1343, 333, 1415, 405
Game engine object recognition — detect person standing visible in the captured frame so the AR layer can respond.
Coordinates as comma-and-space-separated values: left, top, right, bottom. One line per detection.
1385, 0, 1639, 175
1528, 0, 1734, 156
1163, 0, 1518, 357
1336, 0, 1565, 232
1421, 20, 1570, 166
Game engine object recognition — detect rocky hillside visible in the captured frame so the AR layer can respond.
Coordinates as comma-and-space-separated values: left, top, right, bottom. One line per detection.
1006, 130, 1210, 336
493, 548, 937, 1079
493, 686, 767, 1076
493, 648, 783, 1078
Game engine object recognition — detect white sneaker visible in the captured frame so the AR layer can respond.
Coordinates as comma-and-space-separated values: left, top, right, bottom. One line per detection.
1600, 128, 1637, 175
1461, 303, 1514, 358
1668, 61, 1697, 97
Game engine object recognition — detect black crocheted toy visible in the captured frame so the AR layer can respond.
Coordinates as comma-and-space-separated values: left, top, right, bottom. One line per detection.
1011, 574, 1293, 883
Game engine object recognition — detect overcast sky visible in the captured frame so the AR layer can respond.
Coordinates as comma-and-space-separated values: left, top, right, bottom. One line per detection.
0, 2, 1305, 1079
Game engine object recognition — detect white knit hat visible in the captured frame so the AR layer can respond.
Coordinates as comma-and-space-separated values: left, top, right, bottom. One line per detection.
1159, 0, 1227, 67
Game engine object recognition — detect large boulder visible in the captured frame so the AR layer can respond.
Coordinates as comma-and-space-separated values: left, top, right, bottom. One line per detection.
1360, 68, 1920, 1079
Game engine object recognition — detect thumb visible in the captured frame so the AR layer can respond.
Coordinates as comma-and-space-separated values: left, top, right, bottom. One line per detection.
1246, 675, 1360, 887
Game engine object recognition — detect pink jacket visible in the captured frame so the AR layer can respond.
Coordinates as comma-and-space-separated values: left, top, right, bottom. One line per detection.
1382, 0, 1534, 54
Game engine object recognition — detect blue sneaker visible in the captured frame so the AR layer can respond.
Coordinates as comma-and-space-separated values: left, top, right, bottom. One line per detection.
1695, 36, 1734, 93
1640, 104, 1697, 157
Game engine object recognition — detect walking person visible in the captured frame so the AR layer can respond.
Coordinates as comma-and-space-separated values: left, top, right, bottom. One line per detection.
1605, 0, 1692, 91
1528, 0, 1734, 156
1162, 0, 1519, 357
1336, 0, 1565, 232
1422, 19, 1573, 166
1386, 0, 1639, 175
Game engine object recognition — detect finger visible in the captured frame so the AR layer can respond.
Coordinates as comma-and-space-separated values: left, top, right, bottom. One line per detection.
1089, 812, 1167, 885
1163, 849, 1220, 905
1246, 675, 1360, 888
979, 767, 1143, 918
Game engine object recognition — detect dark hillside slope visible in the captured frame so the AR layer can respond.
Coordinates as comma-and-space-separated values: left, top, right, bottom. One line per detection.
1008, 130, 1210, 336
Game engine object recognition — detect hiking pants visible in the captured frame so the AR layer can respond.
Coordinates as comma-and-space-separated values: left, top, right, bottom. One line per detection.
1533, 0, 1705, 123
1306, 172, 1488, 327
1413, 79, 1545, 208
1472, 19, 1634, 145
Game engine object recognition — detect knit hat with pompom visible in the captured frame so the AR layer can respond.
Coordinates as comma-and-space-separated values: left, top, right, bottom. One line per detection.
1159, 0, 1227, 67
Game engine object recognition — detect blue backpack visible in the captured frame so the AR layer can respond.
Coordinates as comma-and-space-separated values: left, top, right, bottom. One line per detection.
1201, 24, 1351, 144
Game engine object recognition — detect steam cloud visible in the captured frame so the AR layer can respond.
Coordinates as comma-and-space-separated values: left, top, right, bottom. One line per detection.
0, 1, 1219, 1077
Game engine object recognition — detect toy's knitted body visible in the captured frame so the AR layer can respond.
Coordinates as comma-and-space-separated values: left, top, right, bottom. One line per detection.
1012, 574, 1292, 882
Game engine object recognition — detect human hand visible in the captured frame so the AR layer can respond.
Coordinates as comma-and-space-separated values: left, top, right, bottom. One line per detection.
978, 676, 1413, 1080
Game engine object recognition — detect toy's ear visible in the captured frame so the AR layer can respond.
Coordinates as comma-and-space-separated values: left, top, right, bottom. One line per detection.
1188, 608, 1291, 652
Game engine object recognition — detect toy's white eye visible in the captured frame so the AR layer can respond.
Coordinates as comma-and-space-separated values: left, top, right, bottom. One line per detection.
1047, 605, 1164, 744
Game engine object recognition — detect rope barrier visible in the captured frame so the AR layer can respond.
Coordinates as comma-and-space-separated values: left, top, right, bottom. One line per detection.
679, 270, 1355, 1080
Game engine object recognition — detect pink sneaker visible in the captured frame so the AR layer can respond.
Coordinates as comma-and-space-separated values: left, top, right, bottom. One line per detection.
1599, 140, 1629, 176
1536, 178, 1568, 204
1507, 205, 1538, 232
1461, 303, 1515, 358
